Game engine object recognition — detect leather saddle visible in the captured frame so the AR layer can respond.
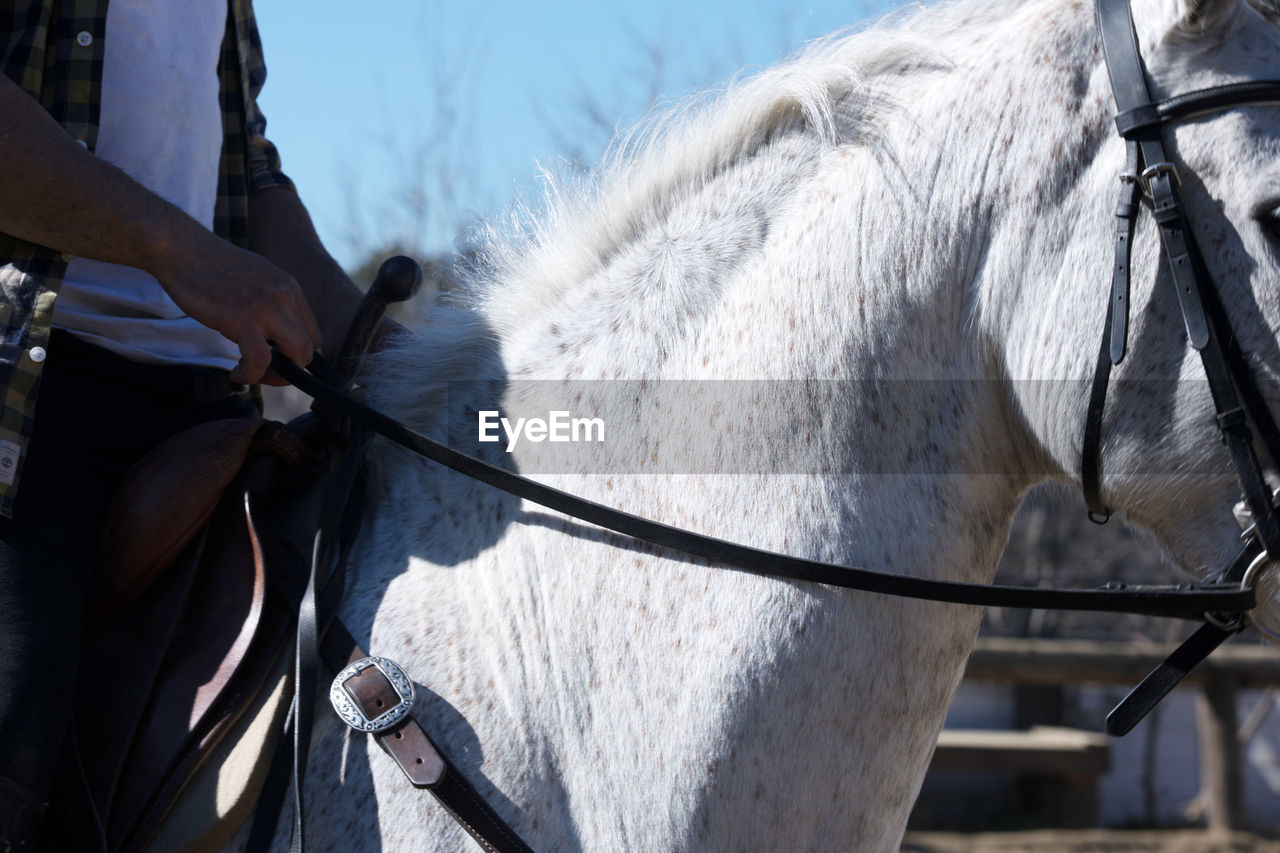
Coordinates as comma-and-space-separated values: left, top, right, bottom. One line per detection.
51, 408, 350, 853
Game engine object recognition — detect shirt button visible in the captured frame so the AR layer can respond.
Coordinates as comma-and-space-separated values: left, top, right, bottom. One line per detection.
28, 346, 46, 364
75, 31, 93, 47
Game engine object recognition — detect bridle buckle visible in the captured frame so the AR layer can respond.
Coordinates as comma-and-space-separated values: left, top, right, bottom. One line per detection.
329, 656, 417, 733
1138, 162, 1181, 198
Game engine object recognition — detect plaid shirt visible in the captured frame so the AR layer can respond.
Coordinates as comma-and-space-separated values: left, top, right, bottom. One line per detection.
0, 0, 294, 517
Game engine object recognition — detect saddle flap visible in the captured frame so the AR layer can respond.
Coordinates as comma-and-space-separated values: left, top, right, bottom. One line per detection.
65, 414, 352, 852
73, 486, 287, 852
95, 415, 264, 618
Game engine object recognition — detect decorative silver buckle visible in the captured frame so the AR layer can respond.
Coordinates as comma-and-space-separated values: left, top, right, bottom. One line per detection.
329, 656, 417, 733
1138, 162, 1181, 198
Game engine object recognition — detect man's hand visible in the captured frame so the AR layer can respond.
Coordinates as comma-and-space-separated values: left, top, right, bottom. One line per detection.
152, 231, 323, 384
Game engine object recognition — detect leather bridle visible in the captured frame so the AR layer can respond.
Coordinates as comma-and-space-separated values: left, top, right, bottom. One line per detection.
253, 2, 1280, 849
1084, 0, 1280, 732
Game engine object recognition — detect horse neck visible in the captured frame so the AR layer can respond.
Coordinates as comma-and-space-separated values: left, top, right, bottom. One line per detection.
348, 5, 1118, 848
481, 143, 1038, 580
890, 0, 1120, 480
477, 2, 1121, 515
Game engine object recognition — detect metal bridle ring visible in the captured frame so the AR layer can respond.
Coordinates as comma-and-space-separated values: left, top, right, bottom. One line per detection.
1242, 548, 1272, 589
1241, 549, 1280, 644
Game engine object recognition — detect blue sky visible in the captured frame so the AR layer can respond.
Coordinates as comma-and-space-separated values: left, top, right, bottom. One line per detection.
255, 0, 896, 272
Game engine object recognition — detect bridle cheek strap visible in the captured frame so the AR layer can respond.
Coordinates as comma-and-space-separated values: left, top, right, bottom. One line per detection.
1085, 0, 1280, 528
1087, 0, 1280, 732
1082, 140, 1141, 523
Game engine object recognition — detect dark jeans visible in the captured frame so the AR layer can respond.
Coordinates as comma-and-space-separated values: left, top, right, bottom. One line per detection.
0, 331, 254, 816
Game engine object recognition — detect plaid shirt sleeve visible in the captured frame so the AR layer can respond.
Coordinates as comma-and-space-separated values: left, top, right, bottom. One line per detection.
216, 0, 295, 246
0, 0, 291, 517
238, 0, 293, 194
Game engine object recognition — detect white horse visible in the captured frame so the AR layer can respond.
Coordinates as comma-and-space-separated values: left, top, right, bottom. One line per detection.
257, 0, 1280, 848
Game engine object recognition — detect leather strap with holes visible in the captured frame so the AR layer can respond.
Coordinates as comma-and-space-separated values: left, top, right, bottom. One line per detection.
321, 619, 532, 852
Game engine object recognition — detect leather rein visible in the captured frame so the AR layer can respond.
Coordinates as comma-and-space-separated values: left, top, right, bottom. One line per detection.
256, 2, 1280, 849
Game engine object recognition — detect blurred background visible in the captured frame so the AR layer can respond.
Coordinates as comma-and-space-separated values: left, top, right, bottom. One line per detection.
255, 2, 1280, 845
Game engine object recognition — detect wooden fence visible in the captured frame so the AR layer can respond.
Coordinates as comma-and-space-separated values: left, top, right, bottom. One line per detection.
938, 637, 1280, 830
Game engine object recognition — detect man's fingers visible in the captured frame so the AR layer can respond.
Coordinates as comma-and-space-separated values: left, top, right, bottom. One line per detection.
231, 334, 272, 385
263, 281, 320, 367
226, 289, 317, 385
270, 325, 315, 369
257, 366, 291, 387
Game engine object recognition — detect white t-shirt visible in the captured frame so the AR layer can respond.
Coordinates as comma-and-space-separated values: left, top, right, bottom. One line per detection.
52, 0, 241, 370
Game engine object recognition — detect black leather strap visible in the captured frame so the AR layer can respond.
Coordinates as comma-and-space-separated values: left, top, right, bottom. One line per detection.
1081, 321, 1116, 523
1081, 143, 1142, 521
1116, 81, 1280, 136
1106, 620, 1240, 735
1105, 539, 1257, 735
1096, 0, 1151, 116
246, 423, 365, 853
1109, 144, 1141, 366
1084, 0, 1159, 523
1205, 286, 1280, 469
270, 352, 1253, 620
1151, 171, 1212, 348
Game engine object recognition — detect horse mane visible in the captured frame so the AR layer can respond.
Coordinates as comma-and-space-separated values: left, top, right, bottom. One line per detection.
371, 0, 1258, 422
461, 0, 1038, 334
